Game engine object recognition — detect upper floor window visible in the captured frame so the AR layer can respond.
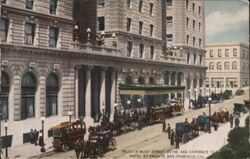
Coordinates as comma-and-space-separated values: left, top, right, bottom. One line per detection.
242, 49, 245, 58
26, 0, 34, 9
194, 53, 196, 64
127, 0, 131, 8
217, 62, 222, 70
210, 50, 214, 57
0, 19, 8, 42
139, 0, 143, 13
24, 23, 36, 45
218, 49, 222, 57
209, 62, 214, 70
139, 43, 144, 58
97, 0, 105, 7
166, 0, 172, 7
166, 16, 173, 23
150, 3, 154, 16
233, 48, 237, 56
150, 46, 155, 59
186, 17, 189, 28
97, 16, 105, 31
186, 0, 189, 10
187, 52, 190, 63
139, 21, 143, 34
127, 18, 132, 31
193, 37, 195, 46
199, 22, 201, 31
198, 6, 201, 15
1, 0, 6, 4
193, 20, 195, 30
150, 24, 154, 37
187, 35, 189, 45
50, 0, 58, 14
200, 55, 202, 64
167, 34, 173, 42
232, 61, 237, 70
224, 62, 230, 70
192, 3, 195, 12
127, 41, 133, 57
199, 39, 201, 48
49, 27, 59, 48
225, 49, 229, 57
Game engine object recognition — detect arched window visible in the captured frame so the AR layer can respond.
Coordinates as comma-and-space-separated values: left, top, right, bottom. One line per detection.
177, 73, 182, 86
171, 72, 176, 85
125, 76, 133, 84
21, 72, 37, 119
209, 62, 214, 70
138, 76, 145, 84
164, 71, 170, 85
232, 61, 237, 70
0, 71, 10, 120
224, 62, 230, 70
46, 73, 59, 117
149, 77, 156, 84
217, 62, 222, 70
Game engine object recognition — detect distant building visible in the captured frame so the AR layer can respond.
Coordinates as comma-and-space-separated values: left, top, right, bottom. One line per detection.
205, 42, 249, 94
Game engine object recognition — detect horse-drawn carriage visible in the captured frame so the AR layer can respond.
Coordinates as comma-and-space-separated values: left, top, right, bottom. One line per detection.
235, 89, 245, 96
234, 103, 247, 115
210, 109, 229, 123
50, 120, 86, 152
196, 115, 209, 131
170, 100, 185, 116
222, 90, 233, 100
148, 106, 166, 124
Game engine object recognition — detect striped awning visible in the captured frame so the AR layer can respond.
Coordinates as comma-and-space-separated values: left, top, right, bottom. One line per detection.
119, 84, 185, 95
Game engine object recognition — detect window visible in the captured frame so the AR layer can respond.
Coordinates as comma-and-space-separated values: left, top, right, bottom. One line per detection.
209, 62, 214, 70
218, 49, 222, 57
150, 3, 153, 16
194, 53, 196, 64
210, 50, 214, 57
192, 3, 195, 12
186, 0, 189, 10
224, 62, 230, 70
0, 72, 10, 120
0, 19, 8, 42
97, 0, 105, 7
139, 43, 144, 58
198, 6, 201, 15
217, 62, 222, 70
187, 52, 190, 63
186, 17, 189, 28
127, 41, 132, 57
193, 20, 195, 30
21, 72, 37, 120
50, 0, 58, 14
49, 27, 59, 48
139, 0, 143, 13
26, 0, 34, 9
24, 23, 35, 45
233, 48, 237, 56
1, 0, 6, 4
98, 16, 105, 31
199, 39, 201, 48
139, 21, 143, 34
46, 73, 59, 117
187, 35, 189, 44
199, 22, 201, 32
150, 24, 154, 37
242, 49, 245, 58
166, 0, 172, 6
232, 62, 237, 69
225, 49, 229, 57
150, 46, 154, 59
167, 34, 173, 42
166, 16, 173, 23
127, 0, 131, 8
127, 18, 132, 31
193, 37, 195, 46
200, 55, 202, 64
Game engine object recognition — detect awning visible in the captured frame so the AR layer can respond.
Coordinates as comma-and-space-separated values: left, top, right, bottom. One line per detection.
119, 84, 185, 95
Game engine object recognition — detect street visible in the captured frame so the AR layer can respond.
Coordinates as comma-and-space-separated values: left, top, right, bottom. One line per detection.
39, 92, 249, 159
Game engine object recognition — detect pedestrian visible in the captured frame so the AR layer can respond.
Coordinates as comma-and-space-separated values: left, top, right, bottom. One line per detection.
175, 135, 180, 149
34, 129, 39, 145
162, 120, 166, 132
167, 123, 171, 139
235, 116, 240, 127
229, 114, 234, 128
214, 122, 218, 131
29, 129, 34, 144
170, 129, 175, 146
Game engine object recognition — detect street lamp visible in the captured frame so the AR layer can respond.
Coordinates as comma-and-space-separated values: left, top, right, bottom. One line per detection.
4, 120, 8, 159
208, 97, 212, 133
127, 100, 131, 109
40, 116, 46, 152
68, 111, 73, 123
74, 25, 79, 42
137, 98, 142, 108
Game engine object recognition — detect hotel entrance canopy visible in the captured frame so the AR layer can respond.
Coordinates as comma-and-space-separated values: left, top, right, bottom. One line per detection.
119, 84, 185, 95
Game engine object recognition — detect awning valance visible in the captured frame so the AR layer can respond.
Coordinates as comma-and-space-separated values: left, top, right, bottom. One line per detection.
119, 84, 185, 95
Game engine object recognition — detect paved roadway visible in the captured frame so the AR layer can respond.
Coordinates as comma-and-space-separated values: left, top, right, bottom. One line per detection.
41, 92, 249, 159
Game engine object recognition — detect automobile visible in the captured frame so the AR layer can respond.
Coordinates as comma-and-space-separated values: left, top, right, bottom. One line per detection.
169, 100, 185, 115
235, 89, 245, 96
175, 122, 191, 138
51, 120, 86, 152
222, 90, 233, 99
197, 115, 209, 131
234, 103, 247, 114
149, 106, 166, 124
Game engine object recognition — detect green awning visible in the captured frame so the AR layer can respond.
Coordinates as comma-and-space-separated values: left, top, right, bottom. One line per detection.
119, 84, 185, 95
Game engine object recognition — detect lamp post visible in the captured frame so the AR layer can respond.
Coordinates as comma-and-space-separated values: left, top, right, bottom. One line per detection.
127, 100, 131, 109
4, 120, 8, 159
137, 98, 142, 108
208, 97, 212, 133
74, 25, 79, 42
68, 111, 73, 123
40, 116, 45, 152
188, 91, 191, 109
86, 28, 91, 45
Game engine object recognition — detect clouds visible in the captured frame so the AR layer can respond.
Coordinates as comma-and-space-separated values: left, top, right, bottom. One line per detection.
205, 6, 249, 38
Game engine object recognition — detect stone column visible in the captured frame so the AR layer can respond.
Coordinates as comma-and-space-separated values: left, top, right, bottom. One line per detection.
196, 77, 200, 99
100, 67, 106, 112
190, 74, 194, 100
110, 69, 116, 121
74, 67, 80, 120
202, 78, 206, 96
175, 72, 178, 98
182, 72, 189, 109
85, 67, 93, 126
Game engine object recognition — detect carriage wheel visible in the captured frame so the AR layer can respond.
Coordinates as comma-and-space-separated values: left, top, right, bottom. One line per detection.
61, 144, 70, 152
109, 138, 117, 150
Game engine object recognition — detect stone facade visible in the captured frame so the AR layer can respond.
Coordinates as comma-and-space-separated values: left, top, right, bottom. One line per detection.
205, 42, 249, 94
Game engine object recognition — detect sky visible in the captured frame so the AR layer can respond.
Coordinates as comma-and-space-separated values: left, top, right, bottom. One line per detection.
205, 0, 249, 44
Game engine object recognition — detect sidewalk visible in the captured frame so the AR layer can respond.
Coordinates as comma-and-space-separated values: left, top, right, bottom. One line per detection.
6, 137, 54, 158
164, 113, 248, 159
